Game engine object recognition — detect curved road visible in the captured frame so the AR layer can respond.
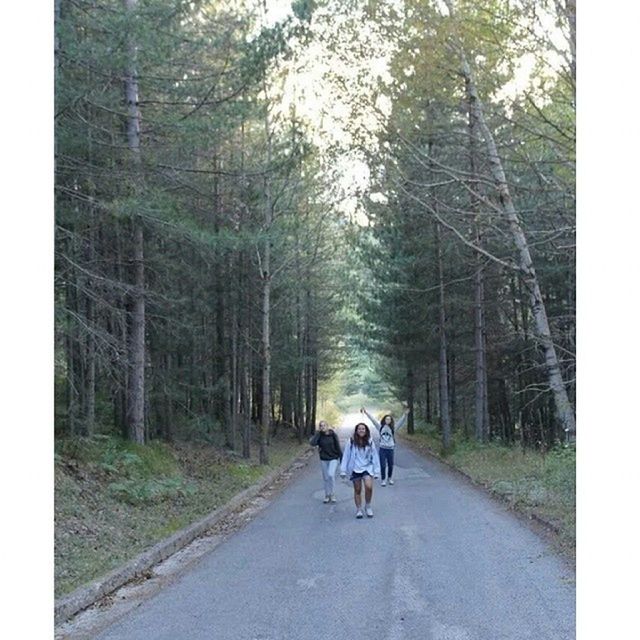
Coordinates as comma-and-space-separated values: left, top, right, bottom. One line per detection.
90, 412, 575, 639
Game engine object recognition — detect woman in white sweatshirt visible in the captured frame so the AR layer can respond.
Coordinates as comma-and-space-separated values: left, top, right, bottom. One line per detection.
361, 407, 409, 486
340, 423, 381, 518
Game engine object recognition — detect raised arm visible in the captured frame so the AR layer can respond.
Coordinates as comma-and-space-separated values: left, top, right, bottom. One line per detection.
361, 407, 381, 431
395, 410, 409, 431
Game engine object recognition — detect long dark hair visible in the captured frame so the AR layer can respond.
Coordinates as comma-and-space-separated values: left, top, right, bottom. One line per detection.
381, 414, 395, 431
352, 423, 371, 448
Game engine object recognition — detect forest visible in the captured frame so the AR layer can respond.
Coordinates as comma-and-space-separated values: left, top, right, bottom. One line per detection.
55, 0, 576, 459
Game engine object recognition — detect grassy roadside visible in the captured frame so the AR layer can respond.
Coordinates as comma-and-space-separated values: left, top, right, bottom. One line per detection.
55, 434, 305, 598
401, 426, 575, 558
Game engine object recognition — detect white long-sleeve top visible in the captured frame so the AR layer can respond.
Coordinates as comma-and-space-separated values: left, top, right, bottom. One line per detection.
340, 437, 381, 477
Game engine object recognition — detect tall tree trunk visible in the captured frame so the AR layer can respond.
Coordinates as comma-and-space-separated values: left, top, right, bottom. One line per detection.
425, 366, 432, 424
304, 288, 313, 436
455, 46, 576, 438
127, 224, 145, 444
407, 366, 415, 434
84, 295, 96, 435
281, 378, 292, 432
238, 112, 251, 459
473, 254, 489, 442
310, 360, 318, 434
66, 264, 81, 436
82, 209, 97, 435
223, 305, 233, 449
113, 223, 128, 438
295, 288, 305, 443
435, 222, 452, 450
449, 349, 457, 432
259, 82, 273, 465
164, 352, 174, 441
241, 268, 252, 459
229, 259, 239, 451
465, 75, 490, 444
259, 265, 270, 464
123, 0, 145, 444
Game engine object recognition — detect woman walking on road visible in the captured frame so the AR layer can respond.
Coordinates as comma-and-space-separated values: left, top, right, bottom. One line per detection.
309, 420, 343, 503
361, 407, 409, 486
340, 423, 381, 518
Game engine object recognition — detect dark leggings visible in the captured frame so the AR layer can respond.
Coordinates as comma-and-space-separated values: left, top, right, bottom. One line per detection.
379, 447, 395, 480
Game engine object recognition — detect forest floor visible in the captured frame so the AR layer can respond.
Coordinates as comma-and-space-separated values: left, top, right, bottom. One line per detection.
401, 427, 575, 562
54, 432, 305, 598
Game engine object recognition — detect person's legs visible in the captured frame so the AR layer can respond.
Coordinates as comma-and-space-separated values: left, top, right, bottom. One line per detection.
379, 449, 387, 481
364, 475, 374, 516
364, 475, 373, 504
387, 448, 395, 481
353, 478, 363, 509
327, 459, 338, 497
320, 461, 332, 500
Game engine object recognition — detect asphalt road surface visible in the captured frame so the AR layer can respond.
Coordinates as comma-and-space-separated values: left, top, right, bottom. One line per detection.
93, 412, 575, 640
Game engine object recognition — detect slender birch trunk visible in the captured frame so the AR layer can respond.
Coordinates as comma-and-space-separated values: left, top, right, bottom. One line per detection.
441, 5, 576, 436
461, 60, 575, 436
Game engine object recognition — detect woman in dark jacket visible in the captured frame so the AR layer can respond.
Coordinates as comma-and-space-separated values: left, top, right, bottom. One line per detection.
309, 420, 343, 503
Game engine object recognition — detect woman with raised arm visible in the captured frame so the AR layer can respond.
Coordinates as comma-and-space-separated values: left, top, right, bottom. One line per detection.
361, 407, 409, 486
340, 422, 381, 518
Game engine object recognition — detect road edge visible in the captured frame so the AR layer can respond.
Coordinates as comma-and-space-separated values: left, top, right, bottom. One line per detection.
54, 446, 314, 625
399, 435, 575, 566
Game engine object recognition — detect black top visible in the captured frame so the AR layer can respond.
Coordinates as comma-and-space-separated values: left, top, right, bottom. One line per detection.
309, 430, 343, 461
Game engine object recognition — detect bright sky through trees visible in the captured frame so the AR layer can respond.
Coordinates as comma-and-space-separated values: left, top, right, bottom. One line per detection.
257, 0, 570, 222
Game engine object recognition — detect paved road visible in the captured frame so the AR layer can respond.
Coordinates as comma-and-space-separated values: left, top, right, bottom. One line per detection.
94, 413, 575, 640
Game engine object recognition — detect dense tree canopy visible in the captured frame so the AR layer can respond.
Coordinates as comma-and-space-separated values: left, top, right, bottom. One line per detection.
55, 0, 575, 456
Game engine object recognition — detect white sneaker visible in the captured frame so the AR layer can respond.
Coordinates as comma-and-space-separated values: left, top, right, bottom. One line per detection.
330, 495, 337, 503
381, 480, 387, 486
323, 495, 330, 503
365, 506, 374, 518
388, 478, 394, 485
356, 509, 364, 519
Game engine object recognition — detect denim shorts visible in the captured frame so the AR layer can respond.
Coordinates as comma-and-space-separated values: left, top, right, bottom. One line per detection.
350, 471, 371, 482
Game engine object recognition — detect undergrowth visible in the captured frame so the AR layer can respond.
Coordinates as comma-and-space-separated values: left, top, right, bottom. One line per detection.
55, 433, 304, 597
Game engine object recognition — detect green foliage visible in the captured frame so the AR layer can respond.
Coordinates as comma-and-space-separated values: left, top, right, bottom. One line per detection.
108, 477, 196, 505
55, 0, 351, 448
55, 433, 182, 479
350, 0, 575, 449
100, 439, 179, 478
227, 463, 263, 484
55, 435, 305, 596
